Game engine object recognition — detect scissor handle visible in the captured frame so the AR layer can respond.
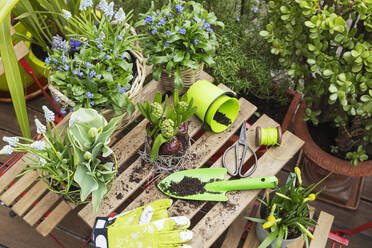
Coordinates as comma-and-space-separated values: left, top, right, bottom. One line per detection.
222, 144, 238, 177
238, 144, 258, 178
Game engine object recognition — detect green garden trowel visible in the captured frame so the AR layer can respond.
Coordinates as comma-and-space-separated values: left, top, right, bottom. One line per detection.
157, 168, 278, 201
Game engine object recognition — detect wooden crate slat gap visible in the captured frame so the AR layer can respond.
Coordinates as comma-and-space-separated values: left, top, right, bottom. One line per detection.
118, 97, 256, 218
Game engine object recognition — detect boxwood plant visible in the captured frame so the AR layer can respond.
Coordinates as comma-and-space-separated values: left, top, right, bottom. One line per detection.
260, 0, 372, 165
136, 0, 224, 89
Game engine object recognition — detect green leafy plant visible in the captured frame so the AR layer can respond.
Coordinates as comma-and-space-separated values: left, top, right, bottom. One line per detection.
0, 107, 122, 213
246, 167, 329, 248
260, 0, 372, 164
0, 0, 30, 138
136, 0, 224, 89
137, 90, 197, 162
48, 0, 138, 115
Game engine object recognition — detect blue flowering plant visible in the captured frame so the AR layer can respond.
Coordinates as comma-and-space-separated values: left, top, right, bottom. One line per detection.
0, 106, 123, 212
137, 0, 224, 89
47, 0, 139, 115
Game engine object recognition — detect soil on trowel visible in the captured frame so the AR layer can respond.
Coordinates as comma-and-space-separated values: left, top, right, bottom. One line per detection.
214, 112, 232, 126
160, 176, 221, 197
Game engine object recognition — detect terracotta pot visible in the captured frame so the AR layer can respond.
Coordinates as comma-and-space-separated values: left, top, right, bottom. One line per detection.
294, 102, 372, 177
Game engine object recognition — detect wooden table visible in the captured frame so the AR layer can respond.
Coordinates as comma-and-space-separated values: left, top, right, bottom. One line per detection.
0, 73, 305, 247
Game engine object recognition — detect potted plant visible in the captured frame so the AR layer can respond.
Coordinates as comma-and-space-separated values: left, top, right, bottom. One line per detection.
137, 90, 197, 171
47, 1, 146, 128
259, 0, 372, 200
137, 0, 224, 92
0, 106, 122, 213
246, 167, 328, 248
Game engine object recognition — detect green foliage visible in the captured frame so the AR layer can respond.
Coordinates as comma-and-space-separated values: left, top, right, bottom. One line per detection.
137, 90, 197, 162
246, 168, 329, 248
346, 145, 369, 166
48, 2, 138, 115
136, 0, 224, 89
0, 107, 121, 213
260, 0, 372, 164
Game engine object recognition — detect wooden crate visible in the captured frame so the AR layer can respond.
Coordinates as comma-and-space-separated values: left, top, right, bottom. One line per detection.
0, 72, 304, 246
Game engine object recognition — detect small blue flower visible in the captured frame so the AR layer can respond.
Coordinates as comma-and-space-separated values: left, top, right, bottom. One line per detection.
118, 35, 123, 41
203, 22, 211, 29
252, 7, 258, 13
63, 64, 69, 71
90, 101, 95, 106
86, 62, 92, 68
60, 109, 67, 115
207, 27, 213, 32
84, 41, 89, 47
44, 56, 51, 64
118, 87, 125, 94
85, 92, 94, 98
78, 72, 83, 77
106, 55, 110, 60
98, 43, 103, 49
72, 70, 78, 75
165, 42, 170, 47
115, 83, 119, 87
175, 4, 184, 13
179, 28, 186, 35
151, 29, 157, 34
166, 30, 171, 35
158, 19, 165, 26
107, 68, 112, 72
69, 39, 82, 51
145, 16, 153, 24
57, 66, 61, 70
89, 70, 96, 78
96, 74, 102, 79
168, 12, 172, 17
61, 55, 67, 63
53, 60, 58, 65
156, 11, 161, 16
121, 53, 126, 59
194, 39, 199, 45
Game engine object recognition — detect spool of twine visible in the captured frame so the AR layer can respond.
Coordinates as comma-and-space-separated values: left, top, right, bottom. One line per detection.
256, 126, 282, 146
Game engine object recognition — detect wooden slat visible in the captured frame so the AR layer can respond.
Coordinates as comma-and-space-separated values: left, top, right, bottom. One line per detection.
0, 170, 38, 205
24, 191, 60, 226
12, 180, 48, 216
242, 222, 261, 248
122, 98, 257, 214
0, 156, 31, 194
0, 41, 29, 75
36, 201, 75, 237
309, 211, 334, 248
221, 201, 255, 248
168, 115, 276, 218
188, 131, 304, 247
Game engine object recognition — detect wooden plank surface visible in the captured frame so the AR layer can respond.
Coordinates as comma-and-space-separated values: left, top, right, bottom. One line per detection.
168, 114, 275, 219
309, 211, 335, 248
188, 131, 304, 247
122, 98, 256, 214
36, 201, 75, 237
12, 180, 48, 216
0, 155, 32, 194
0, 170, 38, 205
242, 222, 261, 248
24, 191, 60, 226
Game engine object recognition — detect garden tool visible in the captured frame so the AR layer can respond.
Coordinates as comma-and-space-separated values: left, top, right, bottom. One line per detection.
222, 123, 258, 177
157, 168, 278, 201
93, 199, 193, 248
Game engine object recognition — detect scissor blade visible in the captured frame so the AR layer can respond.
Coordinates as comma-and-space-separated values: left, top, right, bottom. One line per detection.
238, 124, 246, 144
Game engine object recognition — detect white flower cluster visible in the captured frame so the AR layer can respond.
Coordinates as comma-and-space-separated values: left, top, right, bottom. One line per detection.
42, 105, 55, 122
35, 118, 47, 134
30, 141, 47, 151
99, 0, 114, 19
114, 8, 126, 22
79, 0, 93, 11
62, 9, 72, 19
3, 136, 19, 146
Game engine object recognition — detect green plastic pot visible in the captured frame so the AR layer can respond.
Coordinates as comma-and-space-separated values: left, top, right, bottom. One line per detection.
186, 80, 240, 133
0, 23, 47, 92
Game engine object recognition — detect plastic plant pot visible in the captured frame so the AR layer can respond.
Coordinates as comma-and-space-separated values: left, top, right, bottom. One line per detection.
186, 80, 240, 133
0, 23, 38, 91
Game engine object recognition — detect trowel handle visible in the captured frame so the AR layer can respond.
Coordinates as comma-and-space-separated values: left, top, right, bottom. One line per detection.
204, 176, 278, 192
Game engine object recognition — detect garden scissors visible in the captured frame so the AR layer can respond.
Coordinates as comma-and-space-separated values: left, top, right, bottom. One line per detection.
222, 123, 258, 178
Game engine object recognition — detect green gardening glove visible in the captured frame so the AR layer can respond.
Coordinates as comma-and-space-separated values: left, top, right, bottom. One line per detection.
107, 216, 193, 248
92, 199, 173, 247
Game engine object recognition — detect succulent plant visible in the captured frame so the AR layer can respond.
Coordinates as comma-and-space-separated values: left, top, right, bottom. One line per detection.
68, 108, 123, 212
137, 90, 197, 162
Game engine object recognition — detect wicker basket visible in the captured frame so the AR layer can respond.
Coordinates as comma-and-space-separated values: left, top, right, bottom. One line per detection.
160, 63, 204, 94
48, 27, 146, 132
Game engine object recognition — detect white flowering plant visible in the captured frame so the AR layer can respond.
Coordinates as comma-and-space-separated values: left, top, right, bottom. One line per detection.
47, 0, 138, 115
0, 106, 122, 212
136, 0, 224, 89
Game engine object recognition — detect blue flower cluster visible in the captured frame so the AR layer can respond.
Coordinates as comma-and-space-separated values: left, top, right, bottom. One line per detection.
179, 28, 186, 35
175, 4, 184, 13
85, 92, 94, 98
145, 16, 154, 24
